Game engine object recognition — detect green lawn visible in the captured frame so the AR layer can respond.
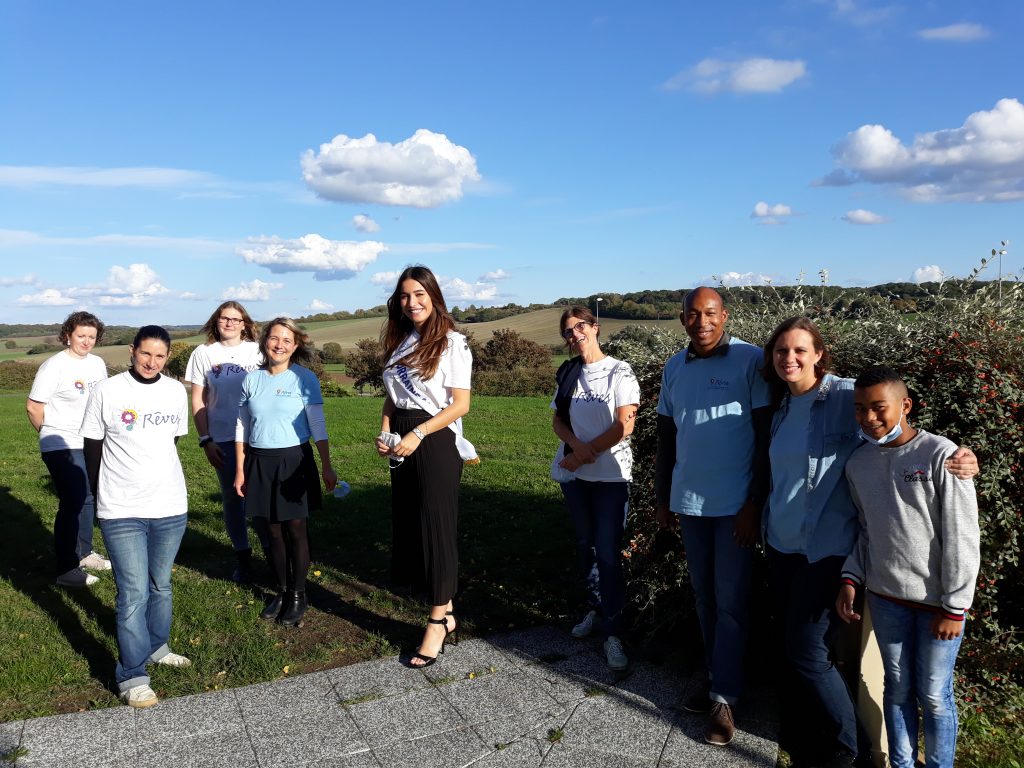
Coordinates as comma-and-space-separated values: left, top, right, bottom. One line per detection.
0, 393, 573, 721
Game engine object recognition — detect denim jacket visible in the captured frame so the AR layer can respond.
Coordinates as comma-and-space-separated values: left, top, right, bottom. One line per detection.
764, 374, 862, 562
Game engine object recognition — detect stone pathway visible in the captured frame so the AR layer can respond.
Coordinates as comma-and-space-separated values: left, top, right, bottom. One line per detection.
0, 626, 778, 767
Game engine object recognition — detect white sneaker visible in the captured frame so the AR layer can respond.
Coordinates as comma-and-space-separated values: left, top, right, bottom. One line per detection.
80, 551, 112, 571
154, 652, 191, 668
604, 636, 629, 671
571, 610, 597, 638
55, 567, 98, 587
121, 684, 158, 708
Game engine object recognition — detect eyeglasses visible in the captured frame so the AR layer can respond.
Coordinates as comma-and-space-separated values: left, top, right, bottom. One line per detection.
562, 321, 590, 340
218, 317, 244, 325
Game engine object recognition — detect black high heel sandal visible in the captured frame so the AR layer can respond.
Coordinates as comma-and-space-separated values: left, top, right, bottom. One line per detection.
408, 615, 457, 668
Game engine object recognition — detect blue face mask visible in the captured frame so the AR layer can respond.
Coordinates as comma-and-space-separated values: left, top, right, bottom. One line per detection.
859, 421, 904, 446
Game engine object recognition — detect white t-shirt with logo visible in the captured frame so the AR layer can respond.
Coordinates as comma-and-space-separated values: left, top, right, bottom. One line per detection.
382, 330, 473, 411
185, 340, 262, 442
550, 356, 641, 482
79, 372, 189, 520
29, 350, 108, 452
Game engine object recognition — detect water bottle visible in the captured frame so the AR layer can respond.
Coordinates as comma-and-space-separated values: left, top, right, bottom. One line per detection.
333, 481, 351, 499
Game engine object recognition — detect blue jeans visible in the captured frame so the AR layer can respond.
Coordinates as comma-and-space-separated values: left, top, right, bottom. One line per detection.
100, 514, 187, 691
41, 448, 96, 574
767, 547, 860, 757
213, 441, 267, 552
867, 593, 964, 768
561, 480, 628, 637
678, 514, 751, 705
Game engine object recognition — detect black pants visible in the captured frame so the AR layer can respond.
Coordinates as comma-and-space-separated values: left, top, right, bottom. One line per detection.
390, 408, 462, 605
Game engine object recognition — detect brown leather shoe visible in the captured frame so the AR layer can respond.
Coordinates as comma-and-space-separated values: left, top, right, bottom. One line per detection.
705, 701, 735, 745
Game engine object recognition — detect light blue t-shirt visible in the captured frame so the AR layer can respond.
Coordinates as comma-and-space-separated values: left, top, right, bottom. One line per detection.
656, 337, 771, 517
766, 388, 816, 553
238, 365, 323, 449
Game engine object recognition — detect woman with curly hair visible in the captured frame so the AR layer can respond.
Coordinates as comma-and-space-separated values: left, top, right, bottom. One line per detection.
185, 301, 267, 582
376, 265, 473, 667
234, 317, 337, 627
27, 310, 110, 587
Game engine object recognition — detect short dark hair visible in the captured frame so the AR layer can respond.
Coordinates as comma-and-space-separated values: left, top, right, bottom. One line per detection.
559, 306, 598, 338
854, 365, 904, 390
132, 325, 171, 350
59, 311, 105, 345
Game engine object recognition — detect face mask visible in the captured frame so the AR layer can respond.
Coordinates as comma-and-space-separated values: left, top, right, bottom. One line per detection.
859, 421, 903, 446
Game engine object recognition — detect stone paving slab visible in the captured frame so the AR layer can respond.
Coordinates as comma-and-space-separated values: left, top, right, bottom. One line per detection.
1, 627, 778, 767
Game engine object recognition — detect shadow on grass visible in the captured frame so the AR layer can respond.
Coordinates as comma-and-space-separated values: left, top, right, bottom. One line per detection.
0, 487, 118, 695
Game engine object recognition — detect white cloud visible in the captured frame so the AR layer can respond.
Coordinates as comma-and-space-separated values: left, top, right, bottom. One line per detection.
301, 129, 481, 208
841, 208, 888, 225
0, 273, 37, 287
479, 269, 509, 281
0, 227, 229, 252
307, 299, 334, 312
697, 272, 775, 287
370, 270, 402, 286
750, 201, 794, 226
918, 23, 989, 42
16, 288, 76, 306
913, 265, 945, 283
441, 277, 498, 302
0, 165, 217, 189
179, 291, 204, 300
663, 58, 807, 94
17, 263, 169, 309
238, 233, 386, 281
221, 279, 283, 302
817, 98, 1024, 202
828, 0, 896, 26
352, 214, 381, 233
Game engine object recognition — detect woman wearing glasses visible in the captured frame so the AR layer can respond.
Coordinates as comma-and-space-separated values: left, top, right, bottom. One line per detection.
376, 266, 472, 668
551, 306, 639, 671
185, 302, 268, 583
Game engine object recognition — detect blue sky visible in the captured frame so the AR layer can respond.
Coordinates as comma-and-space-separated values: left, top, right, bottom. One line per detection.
1, 1, 1021, 324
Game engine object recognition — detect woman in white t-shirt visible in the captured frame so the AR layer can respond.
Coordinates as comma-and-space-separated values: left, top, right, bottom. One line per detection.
26, 311, 110, 588
551, 306, 640, 671
80, 325, 191, 709
185, 301, 266, 583
376, 266, 472, 668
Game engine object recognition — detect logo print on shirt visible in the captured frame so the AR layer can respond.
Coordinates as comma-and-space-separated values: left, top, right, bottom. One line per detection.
903, 464, 930, 482
121, 409, 139, 431
211, 364, 222, 379
709, 377, 730, 390
74, 380, 85, 395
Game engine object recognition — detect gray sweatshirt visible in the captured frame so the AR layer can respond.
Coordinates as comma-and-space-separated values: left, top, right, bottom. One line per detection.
843, 429, 980, 615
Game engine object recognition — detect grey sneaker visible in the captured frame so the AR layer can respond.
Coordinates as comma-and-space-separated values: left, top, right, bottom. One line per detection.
120, 684, 158, 708
706, 701, 735, 746
603, 636, 629, 671
154, 652, 191, 668
80, 551, 112, 570
56, 567, 98, 587
571, 610, 596, 638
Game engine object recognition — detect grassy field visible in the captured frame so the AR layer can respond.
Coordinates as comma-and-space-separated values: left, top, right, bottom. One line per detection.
2, 309, 686, 369
0, 393, 573, 721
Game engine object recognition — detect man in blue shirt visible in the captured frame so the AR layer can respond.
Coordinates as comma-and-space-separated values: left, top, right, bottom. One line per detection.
655, 287, 772, 746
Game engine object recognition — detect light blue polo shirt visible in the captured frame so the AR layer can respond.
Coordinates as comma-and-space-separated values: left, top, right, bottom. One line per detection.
656, 337, 771, 517
239, 365, 323, 448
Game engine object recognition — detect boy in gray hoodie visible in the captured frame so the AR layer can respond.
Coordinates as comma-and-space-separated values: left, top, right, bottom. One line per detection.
836, 365, 979, 768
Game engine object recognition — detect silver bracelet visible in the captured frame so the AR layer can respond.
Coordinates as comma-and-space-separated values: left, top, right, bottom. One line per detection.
412, 427, 426, 440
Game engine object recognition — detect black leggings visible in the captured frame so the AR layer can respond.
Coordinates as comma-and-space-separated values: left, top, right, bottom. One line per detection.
253, 517, 310, 592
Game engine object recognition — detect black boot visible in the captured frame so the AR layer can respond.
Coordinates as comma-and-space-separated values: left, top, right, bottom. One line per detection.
277, 590, 307, 627
232, 548, 253, 584
260, 590, 286, 620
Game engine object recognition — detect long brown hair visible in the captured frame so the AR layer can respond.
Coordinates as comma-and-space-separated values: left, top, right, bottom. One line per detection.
258, 317, 314, 369
762, 316, 833, 394
380, 265, 456, 380
200, 300, 258, 344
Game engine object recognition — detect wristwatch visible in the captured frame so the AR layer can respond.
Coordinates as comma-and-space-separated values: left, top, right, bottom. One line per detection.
199, 435, 213, 447
412, 427, 426, 441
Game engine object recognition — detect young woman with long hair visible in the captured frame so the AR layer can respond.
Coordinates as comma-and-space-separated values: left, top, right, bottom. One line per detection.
185, 301, 268, 582
376, 265, 472, 667
234, 317, 337, 628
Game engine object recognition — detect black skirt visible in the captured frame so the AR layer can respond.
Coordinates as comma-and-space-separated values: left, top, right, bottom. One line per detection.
244, 443, 321, 522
